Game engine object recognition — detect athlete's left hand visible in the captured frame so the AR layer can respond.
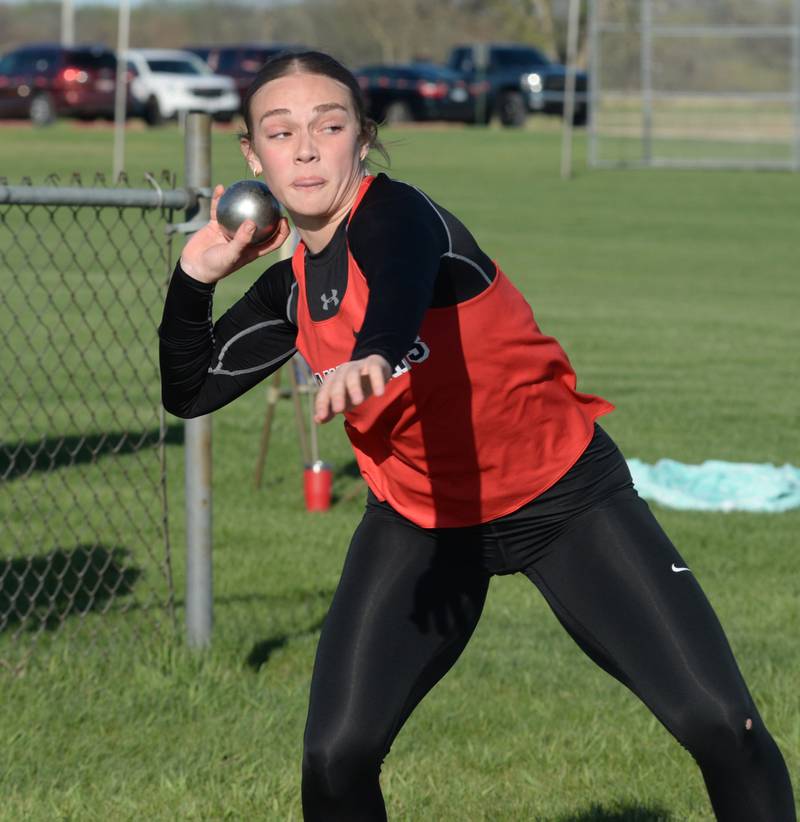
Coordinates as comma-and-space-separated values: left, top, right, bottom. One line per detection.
314, 355, 392, 424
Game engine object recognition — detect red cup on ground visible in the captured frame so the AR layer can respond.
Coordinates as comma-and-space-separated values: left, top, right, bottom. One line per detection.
304, 461, 333, 511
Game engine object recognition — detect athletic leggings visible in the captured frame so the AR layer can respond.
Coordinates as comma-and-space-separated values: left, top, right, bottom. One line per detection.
301, 426, 796, 821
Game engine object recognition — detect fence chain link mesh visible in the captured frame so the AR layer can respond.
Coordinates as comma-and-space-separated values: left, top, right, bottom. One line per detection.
589, 0, 800, 170
0, 172, 179, 674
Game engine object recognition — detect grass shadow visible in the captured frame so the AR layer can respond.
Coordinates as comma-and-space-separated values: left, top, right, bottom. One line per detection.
1, 423, 184, 482
551, 804, 672, 821
245, 614, 326, 672
0, 544, 141, 632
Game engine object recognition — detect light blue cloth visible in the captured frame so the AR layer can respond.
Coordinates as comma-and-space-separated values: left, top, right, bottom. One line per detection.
626, 458, 800, 512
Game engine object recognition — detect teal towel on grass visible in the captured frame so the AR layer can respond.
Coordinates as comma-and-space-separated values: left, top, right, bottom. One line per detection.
626, 459, 800, 512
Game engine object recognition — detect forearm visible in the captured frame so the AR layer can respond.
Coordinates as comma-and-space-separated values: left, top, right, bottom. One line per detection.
158, 263, 296, 418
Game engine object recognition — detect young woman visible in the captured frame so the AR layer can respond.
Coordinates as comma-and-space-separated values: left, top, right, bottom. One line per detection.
159, 51, 796, 821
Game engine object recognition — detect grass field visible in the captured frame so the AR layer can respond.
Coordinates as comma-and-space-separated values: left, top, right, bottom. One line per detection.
1, 119, 798, 820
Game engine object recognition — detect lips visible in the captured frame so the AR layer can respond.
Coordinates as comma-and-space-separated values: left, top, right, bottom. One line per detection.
292, 178, 325, 189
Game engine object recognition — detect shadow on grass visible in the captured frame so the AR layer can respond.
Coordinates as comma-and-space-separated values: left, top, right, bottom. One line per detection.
0, 544, 140, 632
1, 423, 184, 482
552, 805, 671, 822
334, 459, 361, 480
245, 614, 327, 672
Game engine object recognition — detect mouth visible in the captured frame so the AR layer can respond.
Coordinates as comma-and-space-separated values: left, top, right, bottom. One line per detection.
292, 178, 326, 191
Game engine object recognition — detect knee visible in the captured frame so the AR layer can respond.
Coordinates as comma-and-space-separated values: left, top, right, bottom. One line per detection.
673, 701, 764, 766
302, 733, 383, 802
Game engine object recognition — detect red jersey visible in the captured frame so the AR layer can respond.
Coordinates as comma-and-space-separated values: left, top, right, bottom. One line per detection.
292, 175, 613, 528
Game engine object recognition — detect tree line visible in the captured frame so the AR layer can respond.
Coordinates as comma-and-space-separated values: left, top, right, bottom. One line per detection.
0, 0, 589, 68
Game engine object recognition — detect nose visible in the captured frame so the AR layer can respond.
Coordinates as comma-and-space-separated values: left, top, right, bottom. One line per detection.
295, 131, 318, 163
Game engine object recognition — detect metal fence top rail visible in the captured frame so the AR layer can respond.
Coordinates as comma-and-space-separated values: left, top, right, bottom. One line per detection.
0, 185, 203, 210
596, 24, 798, 38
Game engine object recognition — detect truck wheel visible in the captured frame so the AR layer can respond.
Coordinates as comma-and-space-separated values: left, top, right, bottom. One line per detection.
384, 101, 412, 124
144, 96, 163, 127
29, 93, 56, 127
498, 91, 526, 127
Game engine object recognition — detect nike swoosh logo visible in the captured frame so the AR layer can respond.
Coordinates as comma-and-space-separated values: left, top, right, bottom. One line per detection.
671, 563, 691, 574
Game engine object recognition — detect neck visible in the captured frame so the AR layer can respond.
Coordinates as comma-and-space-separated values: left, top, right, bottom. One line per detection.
293, 171, 368, 254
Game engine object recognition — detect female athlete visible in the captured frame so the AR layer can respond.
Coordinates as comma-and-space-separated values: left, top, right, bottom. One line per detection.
158, 51, 796, 821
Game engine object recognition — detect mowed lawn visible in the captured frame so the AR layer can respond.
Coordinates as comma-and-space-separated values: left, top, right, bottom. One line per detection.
1, 120, 798, 821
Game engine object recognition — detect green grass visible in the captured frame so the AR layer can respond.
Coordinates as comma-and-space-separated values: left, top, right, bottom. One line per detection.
1, 119, 798, 820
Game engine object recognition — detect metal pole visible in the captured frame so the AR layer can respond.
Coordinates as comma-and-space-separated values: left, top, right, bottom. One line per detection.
112, 0, 130, 181
561, 0, 581, 179
61, 0, 74, 47
183, 113, 213, 649
792, 0, 800, 171
641, 0, 654, 165
474, 43, 489, 126
588, 0, 599, 167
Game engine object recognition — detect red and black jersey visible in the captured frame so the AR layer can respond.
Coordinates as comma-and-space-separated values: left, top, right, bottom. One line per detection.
159, 172, 613, 527
291, 175, 613, 527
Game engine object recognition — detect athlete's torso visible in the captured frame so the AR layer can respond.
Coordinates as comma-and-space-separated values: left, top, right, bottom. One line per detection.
292, 174, 614, 528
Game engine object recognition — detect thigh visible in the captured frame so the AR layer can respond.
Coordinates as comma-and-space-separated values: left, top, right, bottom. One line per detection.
524, 493, 755, 726
304, 506, 490, 757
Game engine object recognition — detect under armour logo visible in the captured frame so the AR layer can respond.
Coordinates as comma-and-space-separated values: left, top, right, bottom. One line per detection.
320, 290, 339, 311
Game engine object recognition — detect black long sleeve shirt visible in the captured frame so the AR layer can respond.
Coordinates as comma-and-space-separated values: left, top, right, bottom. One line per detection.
159, 172, 496, 418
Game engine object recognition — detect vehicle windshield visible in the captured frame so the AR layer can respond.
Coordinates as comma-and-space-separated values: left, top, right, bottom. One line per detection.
146, 59, 208, 75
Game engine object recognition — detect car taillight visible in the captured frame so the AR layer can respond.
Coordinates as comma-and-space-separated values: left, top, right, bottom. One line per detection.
61, 68, 89, 84
417, 80, 448, 98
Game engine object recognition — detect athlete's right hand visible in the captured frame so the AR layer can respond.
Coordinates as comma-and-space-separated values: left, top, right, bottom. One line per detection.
179, 184, 291, 285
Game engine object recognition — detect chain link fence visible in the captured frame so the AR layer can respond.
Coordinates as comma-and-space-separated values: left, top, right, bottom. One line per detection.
0, 172, 191, 674
589, 0, 800, 169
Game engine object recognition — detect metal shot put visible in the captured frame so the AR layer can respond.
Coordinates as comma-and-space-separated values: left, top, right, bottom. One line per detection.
216, 180, 282, 245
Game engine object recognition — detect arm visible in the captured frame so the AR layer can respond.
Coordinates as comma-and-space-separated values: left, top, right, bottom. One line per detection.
348, 201, 445, 367
314, 187, 447, 423
159, 258, 297, 418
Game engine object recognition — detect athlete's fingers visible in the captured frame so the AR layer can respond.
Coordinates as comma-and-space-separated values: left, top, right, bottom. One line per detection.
365, 359, 387, 398
209, 184, 225, 223
345, 365, 365, 406
328, 370, 350, 414
249, 218, 291, 258
314, 383, 335, 424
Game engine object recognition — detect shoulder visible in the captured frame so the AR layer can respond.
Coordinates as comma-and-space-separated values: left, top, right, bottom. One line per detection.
349, 173, 449, 253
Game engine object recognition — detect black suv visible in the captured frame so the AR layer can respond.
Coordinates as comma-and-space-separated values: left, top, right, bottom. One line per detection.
0, 44, 120, 126
448, 43, 589, 126
186, 43, 305, 105
355, 63, 477, 124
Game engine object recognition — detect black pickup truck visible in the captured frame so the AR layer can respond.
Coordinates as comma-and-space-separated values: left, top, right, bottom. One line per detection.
447, 43, 588, 127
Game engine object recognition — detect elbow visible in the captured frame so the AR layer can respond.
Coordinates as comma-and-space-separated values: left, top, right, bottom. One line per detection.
161, 390, 202, 420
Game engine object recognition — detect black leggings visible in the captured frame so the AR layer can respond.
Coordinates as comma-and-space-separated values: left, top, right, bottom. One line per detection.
301, 427, 795, 821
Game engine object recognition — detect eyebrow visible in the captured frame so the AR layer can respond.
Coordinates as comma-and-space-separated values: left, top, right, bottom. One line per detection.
259, 102, 348, 123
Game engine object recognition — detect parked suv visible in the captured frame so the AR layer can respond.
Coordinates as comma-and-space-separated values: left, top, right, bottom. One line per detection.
355, 63, 477, 124
186, 43, 305, 105
0, 43, 120, 126
125, 49, 239, 125
447, 43, 588, 126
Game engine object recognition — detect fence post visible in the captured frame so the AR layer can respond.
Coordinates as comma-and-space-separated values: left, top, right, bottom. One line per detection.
587, 0, 599, 168
793, 0, 800, 171
641, 0, 654, 166
183, 113, 213, 648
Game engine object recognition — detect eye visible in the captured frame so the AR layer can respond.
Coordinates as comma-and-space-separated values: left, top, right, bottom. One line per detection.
322, 124, 344, 133
268, 131, 290, 139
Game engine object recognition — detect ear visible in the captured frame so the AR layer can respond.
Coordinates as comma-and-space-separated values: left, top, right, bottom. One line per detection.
239, 138, 262, 176
359, 144, 369, 162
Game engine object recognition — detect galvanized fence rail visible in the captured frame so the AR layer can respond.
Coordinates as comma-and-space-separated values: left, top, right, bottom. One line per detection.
0, 171, 194, 674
